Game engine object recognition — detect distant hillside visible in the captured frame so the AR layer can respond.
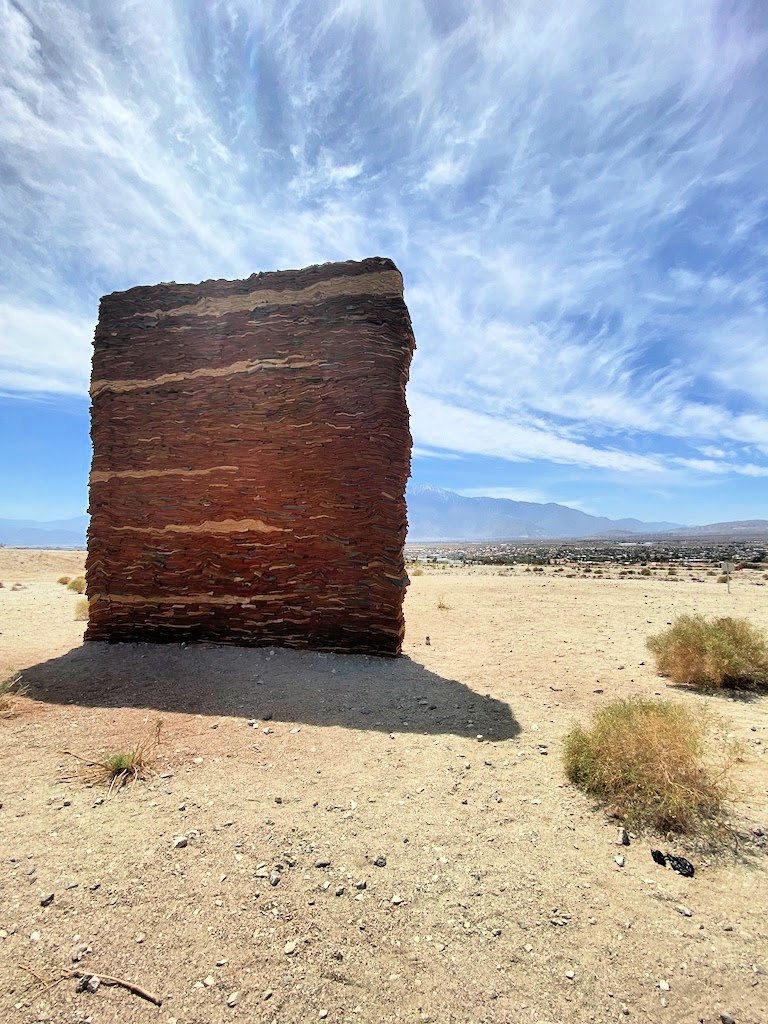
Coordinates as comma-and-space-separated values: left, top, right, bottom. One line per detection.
0, 516, 88, 548
406, 484, 682, 541
666, 520, 768, 538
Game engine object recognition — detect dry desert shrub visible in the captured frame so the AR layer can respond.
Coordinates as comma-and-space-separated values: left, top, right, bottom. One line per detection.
0, 672, 28, 717
411, 568, 424, 576
647, 613, 768, 689
66, 576, 86, 593
74, 596, 89, 621
563, 697, 737, 833
64, 719, 163, 794
57, 576, 71, 585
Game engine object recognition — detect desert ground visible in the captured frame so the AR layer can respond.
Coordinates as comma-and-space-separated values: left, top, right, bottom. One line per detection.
1, 549, 767, 1024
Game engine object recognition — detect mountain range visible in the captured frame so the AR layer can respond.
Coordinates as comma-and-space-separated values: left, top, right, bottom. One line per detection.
1, 489, 766, 547
405, 484, 683, 541
405, 484, 768, 541
0, 515, 89, 549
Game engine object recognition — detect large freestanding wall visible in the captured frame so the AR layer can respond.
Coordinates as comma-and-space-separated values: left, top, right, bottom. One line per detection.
85, 257, 416, 655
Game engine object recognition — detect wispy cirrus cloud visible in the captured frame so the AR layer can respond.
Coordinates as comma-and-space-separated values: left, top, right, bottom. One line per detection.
409, 390, 666, 474
0, 302, 92, 395
412, 446, 462, 461
2, 0, 768, 519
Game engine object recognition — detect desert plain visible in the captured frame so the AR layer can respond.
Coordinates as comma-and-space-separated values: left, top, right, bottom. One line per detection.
0, 548, 767, 1024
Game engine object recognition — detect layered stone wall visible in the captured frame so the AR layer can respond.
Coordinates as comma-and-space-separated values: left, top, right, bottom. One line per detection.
85, 257, 415, 655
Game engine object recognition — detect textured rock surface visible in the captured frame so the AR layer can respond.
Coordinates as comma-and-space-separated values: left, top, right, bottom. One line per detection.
85, 257, 415, 655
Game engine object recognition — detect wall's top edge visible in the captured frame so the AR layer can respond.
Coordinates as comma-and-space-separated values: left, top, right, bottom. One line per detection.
101, 257, 402, 310
91, 254, 414, 385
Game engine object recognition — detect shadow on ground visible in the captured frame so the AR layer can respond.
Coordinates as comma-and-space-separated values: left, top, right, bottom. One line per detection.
666, 681, 766, 703
21, 642, 520, 742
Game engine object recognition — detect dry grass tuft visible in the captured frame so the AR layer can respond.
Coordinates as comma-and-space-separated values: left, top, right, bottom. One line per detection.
0, 672, 28, 717
74, 596, 89, 621
647, 613, 768, 689
66, 576, 86, 594
64, 720, 163, 794
437, 594, 451, 610
563, 697, 738, 834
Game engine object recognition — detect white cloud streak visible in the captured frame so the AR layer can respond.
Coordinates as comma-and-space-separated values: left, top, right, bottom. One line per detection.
0, 302, 92, 394
409, 391, 665, 473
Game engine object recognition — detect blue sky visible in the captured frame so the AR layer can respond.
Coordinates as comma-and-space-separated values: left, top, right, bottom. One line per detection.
2, 0, 768, 526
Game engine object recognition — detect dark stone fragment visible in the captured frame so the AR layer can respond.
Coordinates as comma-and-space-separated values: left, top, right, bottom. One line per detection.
667, 854, 695, 877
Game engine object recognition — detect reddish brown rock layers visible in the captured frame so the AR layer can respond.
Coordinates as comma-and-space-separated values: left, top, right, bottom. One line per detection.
85, 257, 416, 655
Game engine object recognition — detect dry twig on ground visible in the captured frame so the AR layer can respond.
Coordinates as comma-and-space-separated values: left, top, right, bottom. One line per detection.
19, 963, 162, 1005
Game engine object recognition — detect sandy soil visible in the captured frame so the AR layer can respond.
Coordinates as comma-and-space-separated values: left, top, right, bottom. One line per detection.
1, 550, 767, 1024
